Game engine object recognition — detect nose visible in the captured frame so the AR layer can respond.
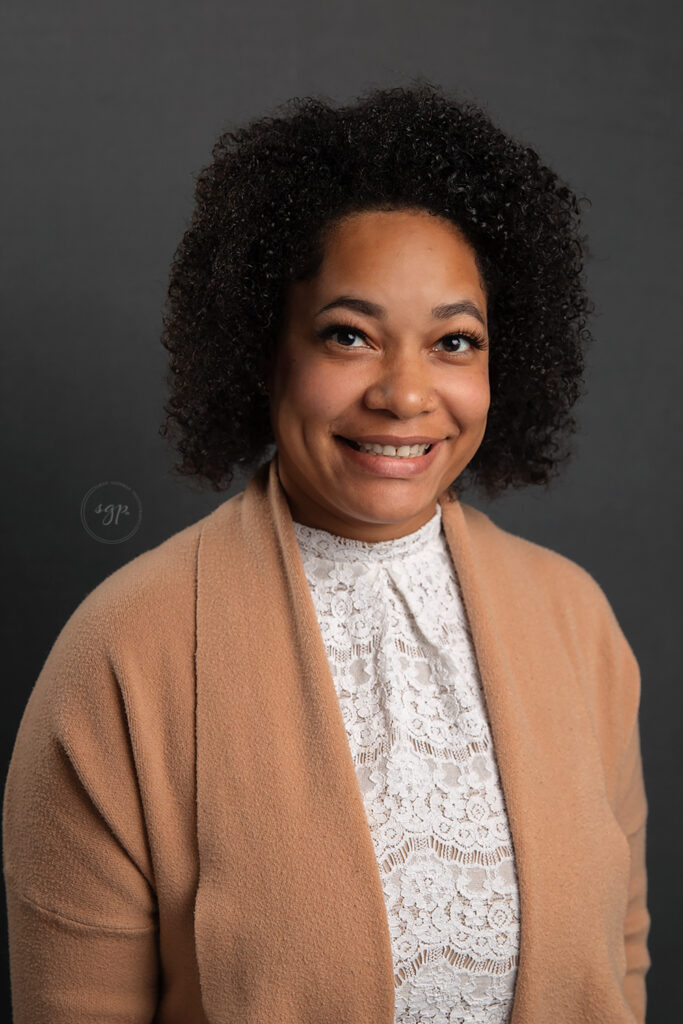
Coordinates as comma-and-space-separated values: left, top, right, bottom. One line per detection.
362, 348, 438, 419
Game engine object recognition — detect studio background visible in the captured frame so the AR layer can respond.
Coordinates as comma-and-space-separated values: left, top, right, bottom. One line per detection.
2, 1, 680, 1020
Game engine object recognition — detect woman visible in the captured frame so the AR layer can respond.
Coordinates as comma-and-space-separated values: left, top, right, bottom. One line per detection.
3, 82, 650, 1023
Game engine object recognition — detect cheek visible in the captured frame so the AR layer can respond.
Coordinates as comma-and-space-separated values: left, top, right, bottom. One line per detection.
443, 371, 490, 426
279, 362, 360, 423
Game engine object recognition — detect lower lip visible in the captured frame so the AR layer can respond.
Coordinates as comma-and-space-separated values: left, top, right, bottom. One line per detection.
334, 437, 444, 477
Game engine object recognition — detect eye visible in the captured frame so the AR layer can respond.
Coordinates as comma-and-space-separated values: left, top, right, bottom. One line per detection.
434, 330, 487, 355
315, 323, 369, 348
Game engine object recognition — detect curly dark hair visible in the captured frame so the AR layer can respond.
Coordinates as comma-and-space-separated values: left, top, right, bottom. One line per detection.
159, 79, 594, 501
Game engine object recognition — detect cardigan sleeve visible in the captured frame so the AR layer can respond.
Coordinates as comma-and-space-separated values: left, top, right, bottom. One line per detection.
612, 629, 651, 1024
2, 605, 160, 1022
616, 692, 650, 1023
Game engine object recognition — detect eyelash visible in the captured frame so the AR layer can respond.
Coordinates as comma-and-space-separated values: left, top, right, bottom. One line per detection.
314, 320, 487, 355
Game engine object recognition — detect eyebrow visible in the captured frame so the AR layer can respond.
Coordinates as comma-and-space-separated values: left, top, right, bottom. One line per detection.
314, 295, 486, 328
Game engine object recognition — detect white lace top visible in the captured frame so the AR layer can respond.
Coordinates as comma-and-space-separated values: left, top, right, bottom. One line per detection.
293, 501, 520, 1024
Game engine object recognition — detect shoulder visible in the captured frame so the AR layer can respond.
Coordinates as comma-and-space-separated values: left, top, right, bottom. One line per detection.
459, 499, 611, 607
459, 499, 642, 734
62, 509, 209, 653
32, 494, 245, 716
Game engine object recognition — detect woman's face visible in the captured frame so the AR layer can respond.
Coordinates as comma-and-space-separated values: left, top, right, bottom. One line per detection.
267, 208, 490, 541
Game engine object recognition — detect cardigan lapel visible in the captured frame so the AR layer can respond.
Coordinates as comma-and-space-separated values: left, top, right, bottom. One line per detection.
194, 456, 396, 1023
193, 455, 631, 1023
438, 493, 632, 1021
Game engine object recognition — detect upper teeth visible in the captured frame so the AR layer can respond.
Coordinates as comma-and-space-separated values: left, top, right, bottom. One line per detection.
353, 441, 431, 457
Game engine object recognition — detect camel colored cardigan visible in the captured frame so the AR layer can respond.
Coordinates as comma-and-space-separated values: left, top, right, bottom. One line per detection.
3, 455, 650, 1023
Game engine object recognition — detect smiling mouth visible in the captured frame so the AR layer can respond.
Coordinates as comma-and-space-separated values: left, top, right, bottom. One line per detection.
336, 436, 434, 455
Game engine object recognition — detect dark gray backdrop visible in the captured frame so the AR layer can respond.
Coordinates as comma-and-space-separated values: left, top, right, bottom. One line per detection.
2, 1, 680, 1019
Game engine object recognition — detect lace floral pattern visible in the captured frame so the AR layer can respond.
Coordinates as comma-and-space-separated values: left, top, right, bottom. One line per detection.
293, 504, 520, 1024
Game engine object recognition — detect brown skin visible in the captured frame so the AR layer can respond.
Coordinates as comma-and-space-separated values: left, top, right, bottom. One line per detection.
266, 208, 491, 541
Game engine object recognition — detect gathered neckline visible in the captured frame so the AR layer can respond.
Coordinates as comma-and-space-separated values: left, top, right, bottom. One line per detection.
292, 503, 443, 562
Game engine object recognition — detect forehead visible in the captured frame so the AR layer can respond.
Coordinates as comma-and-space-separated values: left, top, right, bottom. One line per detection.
327, 208, 478, 259
289, 208, 486, 315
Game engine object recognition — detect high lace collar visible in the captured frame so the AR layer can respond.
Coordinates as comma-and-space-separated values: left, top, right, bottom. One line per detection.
292, 502, 443, 563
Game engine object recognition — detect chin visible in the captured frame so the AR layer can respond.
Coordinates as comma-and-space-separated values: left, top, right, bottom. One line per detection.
341, 492, 434, 523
